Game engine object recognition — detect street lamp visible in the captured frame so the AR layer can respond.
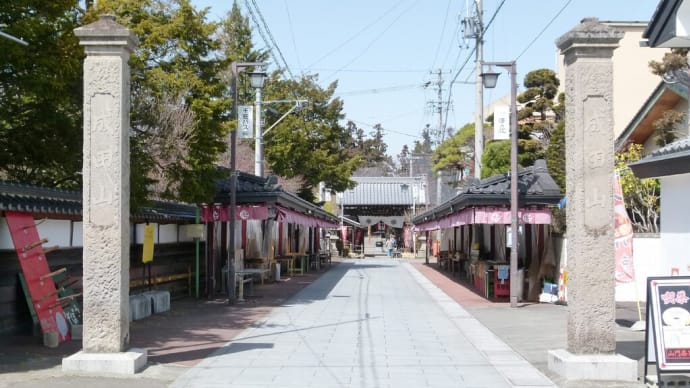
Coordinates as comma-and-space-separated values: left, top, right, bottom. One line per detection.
480, 60, 519, 308
249, 66, 268, 177
229, 61, 266, 303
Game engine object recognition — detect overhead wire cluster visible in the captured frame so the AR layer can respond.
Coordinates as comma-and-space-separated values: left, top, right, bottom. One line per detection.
239, 0, 574, 152
243, 0, 296, 82
441, 0, 573, 135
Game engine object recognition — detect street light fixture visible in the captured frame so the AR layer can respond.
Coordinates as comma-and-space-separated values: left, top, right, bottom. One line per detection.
229, 61, 267, 303
248, 66, 268, 177
480, 60, 519, 308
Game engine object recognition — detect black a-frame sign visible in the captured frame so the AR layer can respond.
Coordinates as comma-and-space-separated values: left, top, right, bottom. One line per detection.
645, 276, 690, 383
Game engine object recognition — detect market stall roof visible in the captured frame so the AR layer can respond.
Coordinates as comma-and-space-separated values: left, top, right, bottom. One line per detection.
412, 160, 561, 230
628, 137, 690, 178
213, 171, 339, 227
0, 180, 197, 223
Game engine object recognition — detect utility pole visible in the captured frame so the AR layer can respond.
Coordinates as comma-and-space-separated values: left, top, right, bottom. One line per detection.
432, 69, 445, 206
473, 0, 484, 178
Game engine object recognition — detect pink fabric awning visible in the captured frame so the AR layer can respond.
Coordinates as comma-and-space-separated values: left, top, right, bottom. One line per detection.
277, 206, 339, 228
201, 204, 270, 222
414, 206, 552, 231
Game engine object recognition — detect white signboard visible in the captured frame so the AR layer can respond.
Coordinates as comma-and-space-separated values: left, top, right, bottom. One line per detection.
647, 276, 690, 373
494, 105, 510, 140
238, 105, 254, 139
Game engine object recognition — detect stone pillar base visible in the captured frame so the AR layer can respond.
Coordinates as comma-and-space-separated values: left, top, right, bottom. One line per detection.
62, 348, 147, 375
548, 349, 638, 382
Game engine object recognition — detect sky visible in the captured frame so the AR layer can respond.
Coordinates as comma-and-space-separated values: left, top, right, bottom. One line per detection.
191, 0, 659, 157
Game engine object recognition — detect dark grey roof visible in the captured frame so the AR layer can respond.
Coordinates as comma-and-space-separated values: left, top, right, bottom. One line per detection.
0, 181, 81, 217
213, 172, 339, 225
643, 0, 686, 47
338, 177, 426, 206
0, 180, 197, 223
629, 137, 690, 178
412, 160, 561, 224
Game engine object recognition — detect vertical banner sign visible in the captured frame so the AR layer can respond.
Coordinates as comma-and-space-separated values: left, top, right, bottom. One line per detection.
493, 105, 510, 140
238, 105, 254, 139
614, 171, 635, 283
142, 224, 155, 263
647, 277, 690, 376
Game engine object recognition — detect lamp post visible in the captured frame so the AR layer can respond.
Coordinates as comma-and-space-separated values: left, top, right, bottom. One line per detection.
480, 60, 519, 308
250, 65, 268, 177
229, 61, 267, 303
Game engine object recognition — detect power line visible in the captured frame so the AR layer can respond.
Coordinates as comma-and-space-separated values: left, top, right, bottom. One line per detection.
283, 0, 303, 76
306, 2, 404, 70
245, 0, 297, 81
347, 119, 423, 139
442, 0, 507, 132
323, 1, 419, 82
429, 0, 453, 71
309, 68, 428, 73
515, 0, 573, 61
335, 82, 430, 96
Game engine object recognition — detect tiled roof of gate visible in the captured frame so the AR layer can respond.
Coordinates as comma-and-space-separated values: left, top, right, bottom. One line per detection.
339, 177, 425, 206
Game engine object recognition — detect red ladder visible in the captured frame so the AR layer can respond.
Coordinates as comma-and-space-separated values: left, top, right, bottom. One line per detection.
5, 211, 71, 343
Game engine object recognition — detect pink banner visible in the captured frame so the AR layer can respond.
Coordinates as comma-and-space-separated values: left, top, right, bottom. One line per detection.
414, 207, 552, 231
200, 204, 229, 222
473, 207, 552, 224
614, 172, 635, 283
201, 204, 268, 222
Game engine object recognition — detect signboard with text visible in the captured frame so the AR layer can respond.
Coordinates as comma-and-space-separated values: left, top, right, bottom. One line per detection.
646, 276, 690, 378
493, 105, 510, 140
238, 105, 254, 139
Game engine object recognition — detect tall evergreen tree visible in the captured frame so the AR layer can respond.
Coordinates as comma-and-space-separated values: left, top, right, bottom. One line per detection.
0, 1, 83, 187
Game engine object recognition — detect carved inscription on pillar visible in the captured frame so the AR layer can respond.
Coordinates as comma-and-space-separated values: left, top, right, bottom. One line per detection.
84, 59, 122, 228
89, 93, 118, 226
582, 96, 609, 233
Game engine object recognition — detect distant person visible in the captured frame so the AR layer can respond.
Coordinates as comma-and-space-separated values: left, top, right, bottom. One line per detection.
386, 236, 395, 257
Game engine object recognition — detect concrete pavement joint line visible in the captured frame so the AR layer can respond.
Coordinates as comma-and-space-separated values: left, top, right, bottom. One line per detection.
404, 262, 558, 388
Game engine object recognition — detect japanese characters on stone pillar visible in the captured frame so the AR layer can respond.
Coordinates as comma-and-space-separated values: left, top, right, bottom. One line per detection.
556, 18, 623, 354
74, 15, 138, 353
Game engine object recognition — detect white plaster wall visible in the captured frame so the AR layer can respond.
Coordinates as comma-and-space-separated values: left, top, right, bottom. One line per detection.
179, 224, 204, 242
72, 222, 83, 247
557, 235, 661, 302
660, 174, 690, 276
159, 224, 178, 244
1, 217, 82, 249
1, 218, 199, 250
35, 219, 71, 248
0, 218, 13, 249
609, 24, 667, 139
134, 223, 159, 244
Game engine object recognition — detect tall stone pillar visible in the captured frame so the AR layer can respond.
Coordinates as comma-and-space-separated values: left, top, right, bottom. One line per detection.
63, 15, 145, 375
547, 18, 636, 382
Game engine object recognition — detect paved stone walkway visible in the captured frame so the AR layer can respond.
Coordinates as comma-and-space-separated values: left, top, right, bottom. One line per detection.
171, 258, 555, 388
